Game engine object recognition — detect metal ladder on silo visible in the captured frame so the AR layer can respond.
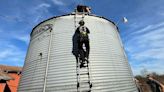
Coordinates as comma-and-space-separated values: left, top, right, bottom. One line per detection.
74, 8, 92, 92
73, 8, 86, 30
76, 57, 92, 92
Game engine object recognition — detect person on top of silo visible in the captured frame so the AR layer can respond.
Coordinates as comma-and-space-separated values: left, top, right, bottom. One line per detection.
76, 5, 91, 14
76, 20, 90, 67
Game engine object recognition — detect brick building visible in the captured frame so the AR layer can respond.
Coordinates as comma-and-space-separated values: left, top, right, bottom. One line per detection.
0, 65, 22, 92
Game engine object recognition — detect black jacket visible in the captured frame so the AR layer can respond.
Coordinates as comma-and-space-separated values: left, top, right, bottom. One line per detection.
76, 26, 90, 37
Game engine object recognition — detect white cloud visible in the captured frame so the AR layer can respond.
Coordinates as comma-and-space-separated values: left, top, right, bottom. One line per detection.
130, 22, 164, 35
52, 0, 65, 6
159, 12, 164, 16
135, 25, 152, 34
125, 21, 164, 75
38, 3, 51, 8
132, 48, 164, 61
28, 3, 53, 24
0, 29, 29, 65
0, 28, 30, 44
0, 29, 28, 67
132, 59, 164, 75
131, 61, 164, 75
35, 3, 51, 11
0, 43, 25, 66
13, 34, 30, 44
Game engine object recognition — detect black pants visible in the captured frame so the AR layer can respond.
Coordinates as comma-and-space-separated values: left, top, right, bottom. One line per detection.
78, 38, 90, 61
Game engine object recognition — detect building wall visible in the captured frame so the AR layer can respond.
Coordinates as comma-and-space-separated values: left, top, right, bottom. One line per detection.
0, 73, 21, 92
7, 73, 21, 92
0, 83, 6, 92
0, 65, 21, 92
19, 15, 138, 92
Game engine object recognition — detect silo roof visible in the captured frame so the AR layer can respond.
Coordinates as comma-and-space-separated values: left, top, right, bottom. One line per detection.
31, 14, 119, 36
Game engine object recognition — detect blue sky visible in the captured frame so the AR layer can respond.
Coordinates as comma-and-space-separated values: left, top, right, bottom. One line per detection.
0, 0, 164, 75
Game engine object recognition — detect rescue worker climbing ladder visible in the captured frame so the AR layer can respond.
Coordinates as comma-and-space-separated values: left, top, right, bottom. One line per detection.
76, 20, 90, 67
75, 20, 92, 92
73, 5, 92, 92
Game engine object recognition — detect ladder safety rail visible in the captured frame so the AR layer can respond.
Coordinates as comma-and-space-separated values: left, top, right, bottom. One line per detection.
76, 57, 92, 92
74, 9, 92, 92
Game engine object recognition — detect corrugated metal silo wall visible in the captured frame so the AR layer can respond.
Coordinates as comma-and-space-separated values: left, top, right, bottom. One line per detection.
18, 15, 138, 92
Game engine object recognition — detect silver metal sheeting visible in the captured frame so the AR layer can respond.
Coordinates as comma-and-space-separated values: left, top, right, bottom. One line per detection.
18, 15, 138, 92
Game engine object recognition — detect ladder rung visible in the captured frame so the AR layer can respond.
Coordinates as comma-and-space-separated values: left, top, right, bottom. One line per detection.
80, 81, 90, 84
76, 57, 92, 91
80, 66, 88, 68
81, 90, 91, 92
80, 73, 89, 75
77, 73, 88, 76
77, 72, 89, 75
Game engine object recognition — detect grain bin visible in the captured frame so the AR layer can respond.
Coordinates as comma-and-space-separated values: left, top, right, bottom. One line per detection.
18, 13, 138, 92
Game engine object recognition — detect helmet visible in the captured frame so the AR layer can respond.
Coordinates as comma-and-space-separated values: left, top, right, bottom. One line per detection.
79, 20, 85, 25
